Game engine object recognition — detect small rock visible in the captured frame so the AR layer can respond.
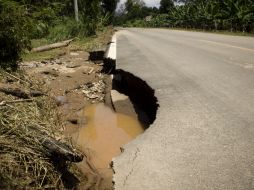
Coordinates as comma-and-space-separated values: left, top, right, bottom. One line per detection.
66, 63, 81, 68
41, 69, 59, 77
82, 67, 94, 75
67, 118, 86, 125
55, 59, 62, 65
54, 96, 68, 106
67, 118, 78, 124
50, 60, 56, 64
70, 52, 79, 56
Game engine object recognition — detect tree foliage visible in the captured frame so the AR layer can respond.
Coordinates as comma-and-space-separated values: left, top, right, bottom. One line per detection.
115, 0, 254, 33
114, 0, 159, 25
160, 0, 174, 13
0, 0, 118, 70
102, 0, 119, 23
0, 0, 32, 70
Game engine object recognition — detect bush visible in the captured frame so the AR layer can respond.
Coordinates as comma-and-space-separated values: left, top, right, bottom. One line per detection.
47, 18, 90, 42
47, 16, 107, 42
0, 1, 32, 70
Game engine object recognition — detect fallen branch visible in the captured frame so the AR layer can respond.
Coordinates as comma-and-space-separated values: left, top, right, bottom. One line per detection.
41, 135, 84, 162
3, 71, 32, 85
31, 39, 74, 53
0, 87, 45, 99
27, 125, 84, 162
0, 99, 33, 106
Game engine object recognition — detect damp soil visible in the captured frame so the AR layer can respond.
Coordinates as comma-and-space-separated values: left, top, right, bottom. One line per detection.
66, 103, 144, 189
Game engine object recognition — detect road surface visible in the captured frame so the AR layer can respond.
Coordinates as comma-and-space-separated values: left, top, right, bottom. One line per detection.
113, 29, 254, 190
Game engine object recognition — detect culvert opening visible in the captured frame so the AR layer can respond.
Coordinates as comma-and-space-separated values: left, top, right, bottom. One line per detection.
112, 69, 159, 128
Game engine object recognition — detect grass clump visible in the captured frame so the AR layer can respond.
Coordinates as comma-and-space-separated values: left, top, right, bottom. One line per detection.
0, 71, 81, 189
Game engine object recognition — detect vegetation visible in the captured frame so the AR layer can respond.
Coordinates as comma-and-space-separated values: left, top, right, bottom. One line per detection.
0, 1, 32, 70
0, 1, 116, 189
0, 71, 83, 189
0, 0, 118, 70
115, 0, 254, 34
23, 27, 114, 62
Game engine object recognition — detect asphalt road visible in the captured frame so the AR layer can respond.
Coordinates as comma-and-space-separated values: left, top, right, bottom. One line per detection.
113, 29, 254, 190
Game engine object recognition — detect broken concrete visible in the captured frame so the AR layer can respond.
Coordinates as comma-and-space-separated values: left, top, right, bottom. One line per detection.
110, 89, 137, 118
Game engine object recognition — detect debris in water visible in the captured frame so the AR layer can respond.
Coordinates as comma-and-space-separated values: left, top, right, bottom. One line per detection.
81, 80, 105, 102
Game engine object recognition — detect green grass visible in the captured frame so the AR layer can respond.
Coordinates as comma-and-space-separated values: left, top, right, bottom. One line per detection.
22, 27, 114, 62
21, 38, 90, 62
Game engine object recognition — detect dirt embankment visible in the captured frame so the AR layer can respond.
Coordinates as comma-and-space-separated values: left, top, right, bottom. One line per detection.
23, 50, 112, 189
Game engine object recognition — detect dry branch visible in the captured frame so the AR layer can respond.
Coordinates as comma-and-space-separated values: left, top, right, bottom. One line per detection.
3, 71, 32, 85
27, 125, 84, 162
41, 135, 84, 162
31, 39, 74, 53
0, 87, 45, 99
0, 99, 33, 106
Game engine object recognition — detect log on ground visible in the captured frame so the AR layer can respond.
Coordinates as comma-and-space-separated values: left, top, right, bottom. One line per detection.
31, 39, 74, 53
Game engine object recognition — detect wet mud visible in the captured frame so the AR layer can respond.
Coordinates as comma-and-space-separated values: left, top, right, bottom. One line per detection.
66, 103, 144, 189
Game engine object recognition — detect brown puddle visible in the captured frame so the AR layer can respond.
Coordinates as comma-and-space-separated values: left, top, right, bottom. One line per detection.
67, 103, 144, 189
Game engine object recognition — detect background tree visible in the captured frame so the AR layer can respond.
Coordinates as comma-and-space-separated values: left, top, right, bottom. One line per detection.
74, 0, 79, 21
102, 0, 119, 23
0, 0, 119, 70
160, 0, 174, 13
115, 0, 254, 34
0, 1, 32, 70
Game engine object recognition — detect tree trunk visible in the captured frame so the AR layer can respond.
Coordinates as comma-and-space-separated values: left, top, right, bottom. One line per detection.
74, 0, 79, 22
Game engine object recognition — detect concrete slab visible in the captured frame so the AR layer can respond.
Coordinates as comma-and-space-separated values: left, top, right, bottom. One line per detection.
111, 89, 137, 118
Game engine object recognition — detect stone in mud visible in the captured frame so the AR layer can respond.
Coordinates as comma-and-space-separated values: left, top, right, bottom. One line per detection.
55, 59, 62, 65
70, 52, 79, 56
55, 96, 68, 106
41, 69, 59, 77
82, 67, 94, 75
21, 61, 40, 68
41, 60, 48, 64
66, 62, 82, 68
67, 118, 87, 125
67, 118, 78, 124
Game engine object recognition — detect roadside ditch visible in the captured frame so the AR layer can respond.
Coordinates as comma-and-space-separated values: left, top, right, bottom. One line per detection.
69, 46, 159, 189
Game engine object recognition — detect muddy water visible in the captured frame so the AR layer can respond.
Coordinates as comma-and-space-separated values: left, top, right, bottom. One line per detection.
68, 103, 144, 188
